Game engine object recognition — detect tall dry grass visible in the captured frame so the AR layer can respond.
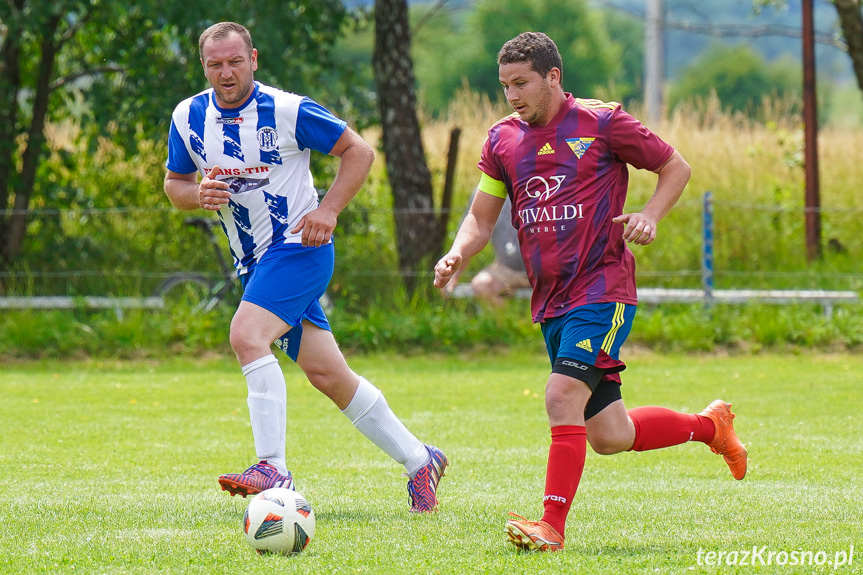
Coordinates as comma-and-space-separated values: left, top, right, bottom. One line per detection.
361, 90, 863, 290
366, 90, 861, 210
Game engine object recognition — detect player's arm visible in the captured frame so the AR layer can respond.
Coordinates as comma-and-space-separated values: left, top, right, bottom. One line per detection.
434, 190, 505, 289
612, 148, 691, 245
291, 127, 374, 247
164, 166, 230, 211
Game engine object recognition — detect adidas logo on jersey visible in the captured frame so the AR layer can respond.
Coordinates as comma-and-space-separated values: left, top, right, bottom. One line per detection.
576, 339, 593, 352
537, 142, 555, 155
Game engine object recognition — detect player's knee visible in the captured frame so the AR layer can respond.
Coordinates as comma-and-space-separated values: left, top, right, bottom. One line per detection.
229, 326, 250, 357
544, 384, 568, 409
588, 435, 628, 455
471, 273, 499, 299
300, 360, 349, 400
229, 326, 272, 366
587, 429, 633, 455
306, 371, 338, 396
544, 376, 591, 419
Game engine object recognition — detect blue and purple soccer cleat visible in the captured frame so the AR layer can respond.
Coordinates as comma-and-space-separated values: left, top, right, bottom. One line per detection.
218, 461, 294, 497
406, 445, 448, 513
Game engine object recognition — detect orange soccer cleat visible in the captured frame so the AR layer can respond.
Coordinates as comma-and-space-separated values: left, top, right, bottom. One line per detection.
505, 513, 565, 552
700, 400, 748, 480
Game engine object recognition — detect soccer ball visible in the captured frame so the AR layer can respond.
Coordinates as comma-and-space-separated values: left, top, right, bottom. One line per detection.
243, 488, 315, 555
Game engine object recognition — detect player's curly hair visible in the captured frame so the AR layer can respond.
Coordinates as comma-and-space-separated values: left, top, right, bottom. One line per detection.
199, 22, 253, 60
497, 32, 563, 79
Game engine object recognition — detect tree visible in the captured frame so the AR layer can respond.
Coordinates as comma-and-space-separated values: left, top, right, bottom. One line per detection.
668, 43, 800, 116
833, 0, 863, 95
467, 0, 621, 101
0, 0, 355, 283
373, 0, 443, 290
754, 0, 863, 97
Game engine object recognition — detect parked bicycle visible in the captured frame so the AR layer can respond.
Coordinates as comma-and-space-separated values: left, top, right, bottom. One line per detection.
156, 217, 241, 312
156, 217, 333, 313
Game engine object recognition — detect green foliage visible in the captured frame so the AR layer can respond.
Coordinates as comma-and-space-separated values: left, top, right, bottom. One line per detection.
1, 295, 861, 360
410, 4, 485, 115
594, 7, 644, 104
2, 354, 862, 572
634, 304, 863, 352
13, 127, 221, 296
668, 42, 801, 118
330, 290, 542, 354
0, 0, 366, 281
4, 89, 863, 355
335, 0, 626, 116
460, 0, 622, 105
76, 0, 362, 144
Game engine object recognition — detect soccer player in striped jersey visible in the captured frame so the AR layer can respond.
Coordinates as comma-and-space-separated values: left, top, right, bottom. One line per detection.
164, 22, 446, 513
434, 32, 747, 551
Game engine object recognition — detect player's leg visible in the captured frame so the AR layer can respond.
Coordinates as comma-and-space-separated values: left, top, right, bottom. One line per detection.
296, 322, 447, 512
219, 299, 295, 496
582, 379, 634, 454
471, 261, 530, 304
506, 370, 590, 552
470, 265, 506, 305
542, 302, 635, 532
296, 322, 431, 470
586, 393, 716, 455
587, 397, 747, 479
625, 399, 748, 479
507, 306, 620, 552
219, 243, 335, 496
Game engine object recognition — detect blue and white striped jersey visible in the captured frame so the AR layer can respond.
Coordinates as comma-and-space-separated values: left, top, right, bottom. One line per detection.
166, 81, 347, 275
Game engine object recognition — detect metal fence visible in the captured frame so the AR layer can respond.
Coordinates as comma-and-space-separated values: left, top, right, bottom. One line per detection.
2, 193, 862, 299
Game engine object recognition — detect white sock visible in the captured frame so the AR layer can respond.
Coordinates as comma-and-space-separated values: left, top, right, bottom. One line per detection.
342, 377, 429, 477
242, 354, 288, 475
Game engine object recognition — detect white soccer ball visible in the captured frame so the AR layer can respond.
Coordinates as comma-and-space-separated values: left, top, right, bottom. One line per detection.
243, 487, 315, 555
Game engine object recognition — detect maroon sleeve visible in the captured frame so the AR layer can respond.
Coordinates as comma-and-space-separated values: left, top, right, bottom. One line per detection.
610, 108, 674, 172
477, 133, 504, 181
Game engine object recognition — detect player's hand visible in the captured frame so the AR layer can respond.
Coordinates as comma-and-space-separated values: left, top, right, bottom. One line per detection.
290, 205, 337, 247
434, 254, 463, 289
440, 268, 463, 297
612, 212, 658, 246
199, 166, 231, 211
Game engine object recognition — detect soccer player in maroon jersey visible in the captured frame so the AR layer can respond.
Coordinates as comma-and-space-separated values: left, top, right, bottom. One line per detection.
434, 32, 748, 552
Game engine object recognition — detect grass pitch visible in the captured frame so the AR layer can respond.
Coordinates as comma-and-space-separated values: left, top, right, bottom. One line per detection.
1, 351, 860, 574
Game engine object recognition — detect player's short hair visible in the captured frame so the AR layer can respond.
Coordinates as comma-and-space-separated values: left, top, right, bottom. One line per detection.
497, 32, 563, 79
199, 21, 253, 60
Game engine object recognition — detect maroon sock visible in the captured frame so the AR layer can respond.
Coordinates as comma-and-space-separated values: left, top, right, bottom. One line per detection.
628, 406, 715, 451
539, 425, 586, 537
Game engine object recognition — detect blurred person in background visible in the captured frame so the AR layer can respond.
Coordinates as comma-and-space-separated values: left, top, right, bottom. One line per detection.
440, 192, 529, 305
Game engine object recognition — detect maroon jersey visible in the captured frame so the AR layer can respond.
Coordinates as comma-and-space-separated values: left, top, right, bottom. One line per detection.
477, 94, 674, 322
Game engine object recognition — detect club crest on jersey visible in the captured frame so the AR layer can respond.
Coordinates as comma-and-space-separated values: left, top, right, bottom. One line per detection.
256, 127, 279, 152
216, 116, 244, 125
566, 137, 595, 159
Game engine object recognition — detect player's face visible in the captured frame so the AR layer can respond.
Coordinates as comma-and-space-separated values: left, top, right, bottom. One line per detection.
499, 61, 559, 126
201, 33, 257, 109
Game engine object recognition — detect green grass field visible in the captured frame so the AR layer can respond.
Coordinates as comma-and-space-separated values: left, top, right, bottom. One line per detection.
2, 351, 860, 574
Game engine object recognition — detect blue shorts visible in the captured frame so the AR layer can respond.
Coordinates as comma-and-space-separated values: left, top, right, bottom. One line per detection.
240, 241, 333, 362
540, 302, 636, 388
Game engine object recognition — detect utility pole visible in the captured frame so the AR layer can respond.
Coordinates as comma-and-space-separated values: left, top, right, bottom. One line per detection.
802, 0, 822, 261
644, 0, 665, 124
